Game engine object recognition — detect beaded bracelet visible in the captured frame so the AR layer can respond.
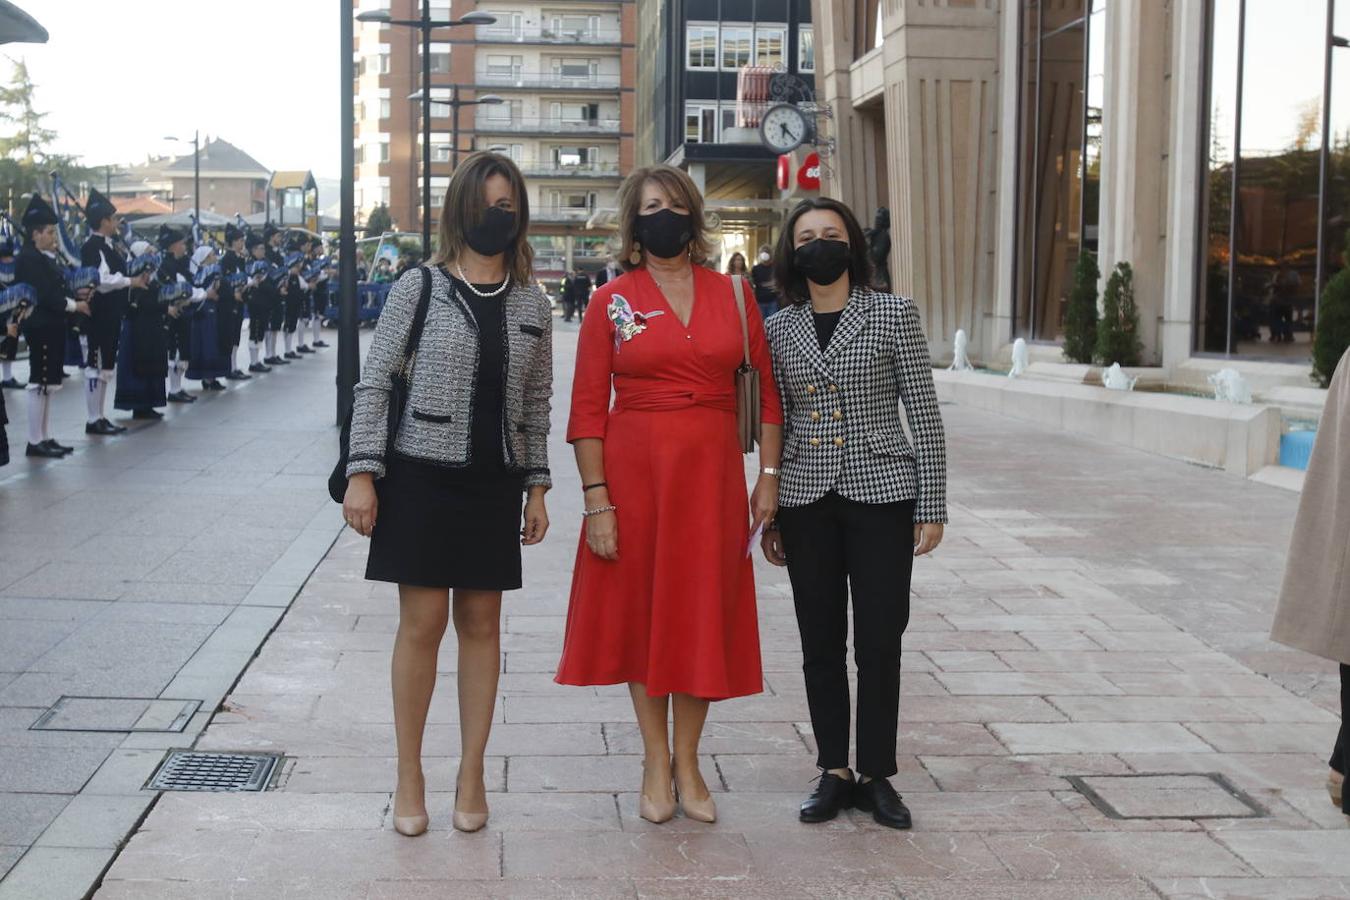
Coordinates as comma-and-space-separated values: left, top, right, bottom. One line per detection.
582, 505, 617, 518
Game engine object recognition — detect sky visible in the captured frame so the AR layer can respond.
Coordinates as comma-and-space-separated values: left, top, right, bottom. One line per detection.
8, 0, 341, 179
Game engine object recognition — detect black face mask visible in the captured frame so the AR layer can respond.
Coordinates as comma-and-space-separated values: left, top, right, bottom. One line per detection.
793, 238, 851, 286
465, 206, 517, 257
636, 208, 694, 259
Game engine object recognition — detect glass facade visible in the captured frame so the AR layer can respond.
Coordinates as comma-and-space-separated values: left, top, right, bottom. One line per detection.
1014, 0, 1106, 343
1198, 0, 1350, 358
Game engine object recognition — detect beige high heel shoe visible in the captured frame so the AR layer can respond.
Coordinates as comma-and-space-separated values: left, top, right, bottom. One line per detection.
1329, 772, 1344, 809
672, 759, 717, 824
638, 762, 677, 824
392, 782, 429, 837
453, 774, 490, 833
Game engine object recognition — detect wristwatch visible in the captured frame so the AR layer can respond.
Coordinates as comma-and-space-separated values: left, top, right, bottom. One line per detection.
761, 466, 780, 477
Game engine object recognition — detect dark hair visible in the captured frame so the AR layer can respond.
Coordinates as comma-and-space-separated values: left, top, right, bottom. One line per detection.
771, 197, 873, 306
433, 150, 534, 284
616, 165, 714, 271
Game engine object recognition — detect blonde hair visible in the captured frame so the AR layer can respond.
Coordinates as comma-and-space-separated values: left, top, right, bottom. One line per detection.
616, 165, 714, 271
432, 151, 534, 285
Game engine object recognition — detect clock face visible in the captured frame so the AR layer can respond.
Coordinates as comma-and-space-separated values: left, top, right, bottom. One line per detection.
760, 104, 809, 154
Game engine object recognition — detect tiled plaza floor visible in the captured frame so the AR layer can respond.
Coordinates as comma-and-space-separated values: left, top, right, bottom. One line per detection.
93, 324, 1345, 899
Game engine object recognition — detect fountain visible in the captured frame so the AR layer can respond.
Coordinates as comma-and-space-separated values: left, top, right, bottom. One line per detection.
1208, 368, 1253, 404
949, 329, 974, 372
1008, 338, 1029, 378
1101, 363, 1137, 391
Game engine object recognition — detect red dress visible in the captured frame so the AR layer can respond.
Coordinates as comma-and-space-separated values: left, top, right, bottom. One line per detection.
557, 267, 783, 700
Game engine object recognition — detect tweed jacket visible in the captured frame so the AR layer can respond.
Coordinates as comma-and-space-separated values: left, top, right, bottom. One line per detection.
346, 266, 553, 488
765, 286, 947, 523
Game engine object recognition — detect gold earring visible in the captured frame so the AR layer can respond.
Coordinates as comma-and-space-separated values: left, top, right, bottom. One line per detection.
628, 243, 643, 266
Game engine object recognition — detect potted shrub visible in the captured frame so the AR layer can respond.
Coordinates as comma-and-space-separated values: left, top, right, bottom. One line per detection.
1063, 250, 1099, 364
1095, 261, 1142, 368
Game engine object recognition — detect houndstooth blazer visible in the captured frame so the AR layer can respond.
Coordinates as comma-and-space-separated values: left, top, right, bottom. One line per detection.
764, 286, 947, 523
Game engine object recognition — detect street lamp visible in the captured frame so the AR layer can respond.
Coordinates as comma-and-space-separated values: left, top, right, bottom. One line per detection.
358, 4, 496, 257
164, 131, 200, 228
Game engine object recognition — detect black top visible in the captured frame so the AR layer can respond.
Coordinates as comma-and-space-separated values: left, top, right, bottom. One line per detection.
751, 262, 777, 309
813, 309, 844, 351
448, 273, 510, 477
14, 245, 70, 330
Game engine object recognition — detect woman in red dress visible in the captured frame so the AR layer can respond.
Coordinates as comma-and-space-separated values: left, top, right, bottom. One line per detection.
558, 165, 783, 824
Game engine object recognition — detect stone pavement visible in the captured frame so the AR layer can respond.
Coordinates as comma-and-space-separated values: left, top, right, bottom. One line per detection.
76, 322, 1350, 898
0, 338, 345, 898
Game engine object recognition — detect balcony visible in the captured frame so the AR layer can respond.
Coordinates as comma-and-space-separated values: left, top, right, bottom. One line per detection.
474, 116, 622, 135
476, 26, 622, 45
533, 207, 594, 223
518, 163, 620, 179
476, 71, 622, 90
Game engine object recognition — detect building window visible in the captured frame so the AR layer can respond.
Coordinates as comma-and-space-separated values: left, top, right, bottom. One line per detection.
379, 98, 391, 119
429, 52, 451, 74
379, 142, 390, 163
799, 26, 815, 73
685, 102, 718, 143
687, 23, 719, 69
755, 25, 787, 70
1196, 0, 1349, 359
486, 55, 523, 78
721, 25, 753, 70
377, 53, 390, 74
1013, 0, 1106, 343
552, 15, 598, 39
553, 58, 597, 79
432, 143, 451, 162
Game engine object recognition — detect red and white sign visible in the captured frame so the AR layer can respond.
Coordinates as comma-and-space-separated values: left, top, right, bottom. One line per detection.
797, 152, 821, 191
777, 154, 792, 191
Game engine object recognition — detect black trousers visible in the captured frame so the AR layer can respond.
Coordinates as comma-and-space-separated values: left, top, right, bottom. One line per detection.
1330, 664, 1349, 812
84, 314, 121, 371
777, 493, 916, 779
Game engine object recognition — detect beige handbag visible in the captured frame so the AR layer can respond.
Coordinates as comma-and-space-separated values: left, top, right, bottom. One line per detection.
730, 275, 761, 454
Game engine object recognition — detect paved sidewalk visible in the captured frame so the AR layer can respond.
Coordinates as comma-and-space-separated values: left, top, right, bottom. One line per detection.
94, 324, 1346, 899
0, 339, 345, 898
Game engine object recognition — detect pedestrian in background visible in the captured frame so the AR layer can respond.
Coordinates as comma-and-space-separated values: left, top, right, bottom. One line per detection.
1271, 345, 1350, 815
726, 251, 748, 278
572, 268, 593, 316
751, 245, 779, 322
561, 268, 578, 322
342, 151, 553, 839
558, 163, 783, 826
761, 196, 946, 830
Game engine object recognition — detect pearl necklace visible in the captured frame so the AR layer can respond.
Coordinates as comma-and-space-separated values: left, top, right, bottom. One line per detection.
455, 262, 511, 298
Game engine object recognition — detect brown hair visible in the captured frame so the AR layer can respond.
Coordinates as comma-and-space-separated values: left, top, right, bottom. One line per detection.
616, 165, 714, 271
772, 197, 874, 306
433, 151, 533, 285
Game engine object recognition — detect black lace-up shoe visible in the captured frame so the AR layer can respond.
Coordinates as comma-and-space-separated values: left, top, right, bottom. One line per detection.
800, 771, 856, 823
853, 778, 912, 830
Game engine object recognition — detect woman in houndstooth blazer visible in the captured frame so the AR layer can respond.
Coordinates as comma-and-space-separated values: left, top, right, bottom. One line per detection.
761, 197, 947, 830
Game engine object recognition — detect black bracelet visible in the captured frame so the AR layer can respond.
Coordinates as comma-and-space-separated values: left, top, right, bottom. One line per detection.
583, 482, 608, 493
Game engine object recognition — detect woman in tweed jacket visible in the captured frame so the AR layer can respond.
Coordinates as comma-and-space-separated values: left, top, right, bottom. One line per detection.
342, 152, 553, 838
761, 197, 947, 830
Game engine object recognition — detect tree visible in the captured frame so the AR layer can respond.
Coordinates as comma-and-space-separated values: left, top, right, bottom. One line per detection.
1313, 230, 1350, 388
0, 59, 94, 218
364, 203, 392, 238
1062, 250, 1099, 364
1095, 261, 1143, 367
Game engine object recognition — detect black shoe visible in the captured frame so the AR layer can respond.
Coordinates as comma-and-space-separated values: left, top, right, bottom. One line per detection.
42, 439, 74, 455
283, 351, 300, 360
101, 418, 129, 434
297, 345, 315, 354
85, 419, 120, 436
268, 356, 291, 366
853, 778, 912, 830
202, 380, 225, 391
226, 370, 252, 380
799, 771, 856, 823
248, 363, 271, 374
26, 442, 64, 458
168, 390, 196, 403
132, 408, 164, 420
0, 377, 22, 389
312, 340, 329, 348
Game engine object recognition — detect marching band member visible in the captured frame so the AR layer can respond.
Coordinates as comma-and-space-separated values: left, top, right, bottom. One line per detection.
0, 234, 21, 389
157, 226, 209, 404
80, 189, 140, 436
308, 236, 329, 349
282, 237, 306, 360
16, 194, 92, 457
114, 242, 169, 419
219, 224, 250, 380
244, 232, 272, 373
187, 246, 229, 391
263, 224, 288, 366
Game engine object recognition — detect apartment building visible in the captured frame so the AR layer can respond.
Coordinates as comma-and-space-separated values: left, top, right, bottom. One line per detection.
353, 0, 636, 277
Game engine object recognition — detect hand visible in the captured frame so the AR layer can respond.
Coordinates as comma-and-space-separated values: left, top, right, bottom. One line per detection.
5, 323, 17, 338
914, 523, 944, 557
75, 287, 93, 302
132, 273, 150, 290
750, 473, 779, 535
74, 301, 92, 316
585, 510, 618, 560
761, 526, 787, 567
522, 491, 549, 545
167, 306, 181, 318
344, 473, 378, 537
207, 285, 220, 301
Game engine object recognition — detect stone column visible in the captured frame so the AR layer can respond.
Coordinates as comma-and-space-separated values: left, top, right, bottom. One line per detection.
1096, 0, 1171, 365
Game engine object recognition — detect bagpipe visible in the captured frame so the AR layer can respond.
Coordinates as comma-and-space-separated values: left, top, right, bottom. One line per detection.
193, 263, 222, 292
0, 283, 35, 320
66, 266, 101, 294
127, 251, 162, 279
47, 173, 87, 266
158, 281, 196, 313
1, 213, 26, 286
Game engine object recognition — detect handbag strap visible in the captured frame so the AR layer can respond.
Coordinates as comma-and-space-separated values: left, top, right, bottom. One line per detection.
730, 274, 752, 369
399, 265, 434, 374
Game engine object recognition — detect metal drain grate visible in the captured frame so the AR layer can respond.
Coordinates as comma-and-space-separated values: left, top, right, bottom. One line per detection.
1068, 772, 1268, 820
146, 751, 282, 792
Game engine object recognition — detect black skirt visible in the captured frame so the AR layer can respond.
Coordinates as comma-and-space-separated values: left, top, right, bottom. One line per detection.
366, 456, 525, 591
